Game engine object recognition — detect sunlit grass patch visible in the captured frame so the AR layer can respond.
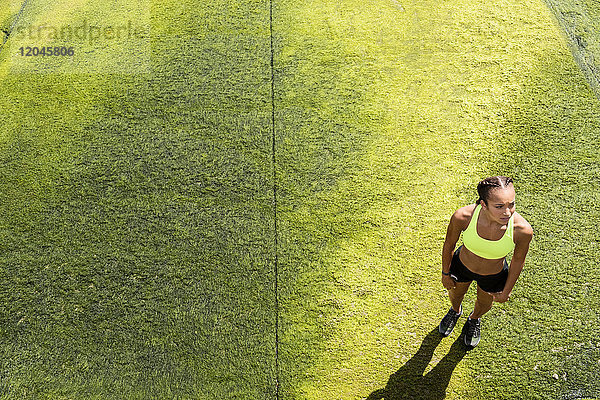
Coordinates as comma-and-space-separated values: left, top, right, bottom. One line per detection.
5, 0, 150, 74
274, 0, 600, 399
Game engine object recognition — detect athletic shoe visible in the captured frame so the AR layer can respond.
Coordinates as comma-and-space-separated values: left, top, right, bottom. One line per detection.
438, 307, 462, 337
462, 318, 481, 348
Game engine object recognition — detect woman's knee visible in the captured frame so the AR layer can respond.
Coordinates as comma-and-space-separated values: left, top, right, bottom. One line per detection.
476, 286, 494, 304
450, 281, 471, 297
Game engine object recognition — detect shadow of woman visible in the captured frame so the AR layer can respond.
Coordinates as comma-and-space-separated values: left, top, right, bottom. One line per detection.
366, 327, 468, 400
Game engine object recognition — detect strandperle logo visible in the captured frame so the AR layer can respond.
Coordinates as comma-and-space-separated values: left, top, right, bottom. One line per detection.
12, 19, 148, 43
9, 15, 151, 74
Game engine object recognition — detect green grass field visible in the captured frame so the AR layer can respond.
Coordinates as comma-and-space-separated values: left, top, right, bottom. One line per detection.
0, 0, 599, 399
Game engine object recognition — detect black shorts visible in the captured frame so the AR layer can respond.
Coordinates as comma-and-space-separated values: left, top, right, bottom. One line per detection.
449, 246, 508, 293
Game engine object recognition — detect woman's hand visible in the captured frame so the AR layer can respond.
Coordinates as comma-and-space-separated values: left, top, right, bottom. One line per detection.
490, 291, 511, 303
442, 274, 456, 291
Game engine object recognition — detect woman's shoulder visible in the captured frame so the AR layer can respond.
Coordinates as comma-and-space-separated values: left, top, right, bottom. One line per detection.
512, 211, 533, 240
453, 204, 477, 219
450, 204, 477, 228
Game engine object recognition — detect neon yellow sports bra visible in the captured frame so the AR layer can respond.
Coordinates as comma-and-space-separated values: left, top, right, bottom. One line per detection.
462, 204, 515, 259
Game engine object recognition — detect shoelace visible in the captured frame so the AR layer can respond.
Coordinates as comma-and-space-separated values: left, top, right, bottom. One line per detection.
449, 307, 461, 317
446, 310, 460, 323
467, 320, 480, 337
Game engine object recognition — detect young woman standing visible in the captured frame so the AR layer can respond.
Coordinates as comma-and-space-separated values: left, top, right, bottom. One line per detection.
439, 176, 533, 348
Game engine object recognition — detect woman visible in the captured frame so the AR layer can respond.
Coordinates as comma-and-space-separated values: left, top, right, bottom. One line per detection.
438, 176, 533, 348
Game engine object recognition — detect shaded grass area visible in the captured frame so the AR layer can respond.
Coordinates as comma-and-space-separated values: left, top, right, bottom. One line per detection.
0, 0, 275, 398
274, 0, 600, 399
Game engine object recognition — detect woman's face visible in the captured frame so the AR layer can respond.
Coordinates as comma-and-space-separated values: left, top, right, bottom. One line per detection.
481, 185, 516, 224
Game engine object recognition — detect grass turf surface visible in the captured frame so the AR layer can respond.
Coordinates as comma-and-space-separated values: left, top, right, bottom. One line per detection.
0, 0, 599, 399
543, 0, 600, 96
275, 0, 600, 399
1, 0, 276, 398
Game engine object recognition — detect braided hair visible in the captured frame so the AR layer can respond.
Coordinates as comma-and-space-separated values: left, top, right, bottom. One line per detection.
476, 176, 513, 205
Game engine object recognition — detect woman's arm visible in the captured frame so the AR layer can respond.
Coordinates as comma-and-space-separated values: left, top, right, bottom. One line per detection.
491, 218, 533, 302
441, 208, 467, 289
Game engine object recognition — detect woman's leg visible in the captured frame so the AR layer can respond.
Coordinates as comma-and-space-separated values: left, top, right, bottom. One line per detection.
440, 280, 472, 336
448, 281, 471, 313
470, 285, 494, 319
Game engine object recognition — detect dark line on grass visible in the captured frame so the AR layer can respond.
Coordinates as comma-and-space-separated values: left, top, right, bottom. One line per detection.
269, 0, 280, 399
0, 0, 32, 54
